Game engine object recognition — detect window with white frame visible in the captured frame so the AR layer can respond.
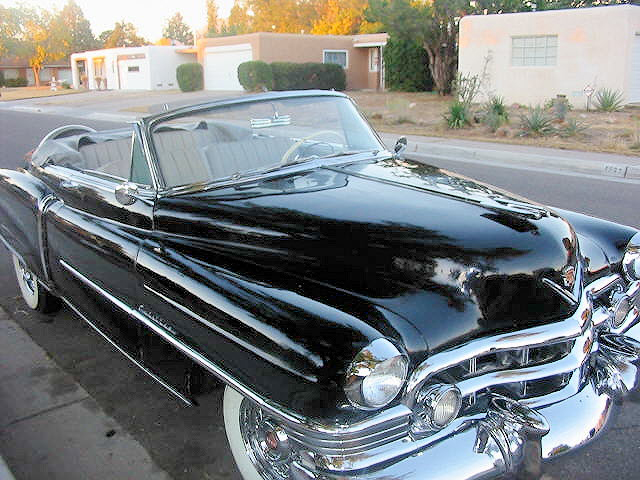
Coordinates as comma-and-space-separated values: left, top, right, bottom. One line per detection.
369, 48, 379, 72
323, 50, 348, 69
511, 35, 557, 66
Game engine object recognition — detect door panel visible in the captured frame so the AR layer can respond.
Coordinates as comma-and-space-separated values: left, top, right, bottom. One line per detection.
40, 165, 154, 309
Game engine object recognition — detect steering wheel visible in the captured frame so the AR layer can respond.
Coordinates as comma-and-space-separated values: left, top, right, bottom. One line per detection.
280, 130, 345, 166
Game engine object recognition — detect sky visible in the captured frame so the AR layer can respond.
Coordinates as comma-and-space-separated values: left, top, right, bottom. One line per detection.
4, 0, 236, 41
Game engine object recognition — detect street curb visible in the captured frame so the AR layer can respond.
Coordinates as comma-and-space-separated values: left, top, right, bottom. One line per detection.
378, 133, 639, 179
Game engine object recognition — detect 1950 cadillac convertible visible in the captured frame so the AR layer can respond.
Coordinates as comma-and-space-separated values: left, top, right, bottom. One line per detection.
1, 90, 640, 480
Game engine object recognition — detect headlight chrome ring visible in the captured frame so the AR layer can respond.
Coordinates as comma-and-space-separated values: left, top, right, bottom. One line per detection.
344, 338, 408, 410
623, 232, 640, 282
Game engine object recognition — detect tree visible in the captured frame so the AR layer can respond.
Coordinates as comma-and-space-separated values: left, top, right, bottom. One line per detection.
0, 6, 23, 57
51, 0, 98, 55
162, 12, 193, 45
21, 9, 66, 87
367, 0, 527, 95
97, 29, 113, 47
225, 0, 252, 34
206, 0, 219, 36
312, 0, 369, 35
103, 21, 147, 48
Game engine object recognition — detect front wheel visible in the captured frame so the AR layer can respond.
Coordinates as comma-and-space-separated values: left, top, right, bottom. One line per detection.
223, 386, 294, 480
12, 254, 61, 314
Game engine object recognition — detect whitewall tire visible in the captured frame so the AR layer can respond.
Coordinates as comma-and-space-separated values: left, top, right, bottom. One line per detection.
223, 386, 293, 480
12, 254, 61, 314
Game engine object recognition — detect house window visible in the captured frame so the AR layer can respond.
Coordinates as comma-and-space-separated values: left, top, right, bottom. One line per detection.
128, 66, 140, 72
323, 50, 348, 69
512, 35, 557, 66
369, 48, 379, 72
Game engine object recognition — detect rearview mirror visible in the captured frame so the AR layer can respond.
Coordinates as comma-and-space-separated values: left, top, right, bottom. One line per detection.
394, 136, 408, 156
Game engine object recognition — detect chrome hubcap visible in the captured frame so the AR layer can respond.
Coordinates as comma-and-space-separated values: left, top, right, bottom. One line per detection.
240, 400, 292, 480
19, 264, 37, 296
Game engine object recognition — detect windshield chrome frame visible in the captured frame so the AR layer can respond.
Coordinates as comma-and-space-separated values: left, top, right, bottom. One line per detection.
141, 90, 387, 196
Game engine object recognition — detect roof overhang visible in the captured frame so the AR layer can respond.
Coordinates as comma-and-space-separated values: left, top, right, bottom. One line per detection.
353, 42, 386, 48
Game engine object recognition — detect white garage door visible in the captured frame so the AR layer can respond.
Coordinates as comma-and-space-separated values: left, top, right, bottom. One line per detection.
204, 43, 252, 91
630, 35, 640, 104
118, 60, 147, 90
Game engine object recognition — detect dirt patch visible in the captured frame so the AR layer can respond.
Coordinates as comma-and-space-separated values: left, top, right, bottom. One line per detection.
349, 91, 640, 156
0, 86, 81, 102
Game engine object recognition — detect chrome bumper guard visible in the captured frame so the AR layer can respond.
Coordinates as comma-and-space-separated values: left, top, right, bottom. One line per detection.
287, 274, 640, 480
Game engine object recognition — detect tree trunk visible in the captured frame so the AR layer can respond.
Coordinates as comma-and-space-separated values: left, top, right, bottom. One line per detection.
424, 45, 452, 95
31, 66, 41, 87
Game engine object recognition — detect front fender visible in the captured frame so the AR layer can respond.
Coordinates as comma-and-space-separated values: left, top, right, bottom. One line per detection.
0, 168, 54, 283
554, 207, 638, 273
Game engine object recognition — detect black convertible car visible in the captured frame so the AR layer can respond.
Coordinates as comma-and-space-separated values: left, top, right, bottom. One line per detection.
1, 90, 639, 480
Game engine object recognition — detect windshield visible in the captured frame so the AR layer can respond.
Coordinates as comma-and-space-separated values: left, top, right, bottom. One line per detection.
150, 95, 383, 188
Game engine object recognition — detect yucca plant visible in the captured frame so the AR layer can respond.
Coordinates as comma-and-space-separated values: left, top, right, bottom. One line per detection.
595, 88, 624, 112
519, 106, 555, 136
482, 96, 509, 132
559, 118, 588, 138
444, 101, 470, 129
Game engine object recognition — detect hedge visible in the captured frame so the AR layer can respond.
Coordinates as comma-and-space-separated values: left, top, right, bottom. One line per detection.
270, 62, 346, 91
176, 63, 204, 92
0, 70, 4, 87
238, 60, 273, 92
383, 37, 432, 92
5, 77, 28, 88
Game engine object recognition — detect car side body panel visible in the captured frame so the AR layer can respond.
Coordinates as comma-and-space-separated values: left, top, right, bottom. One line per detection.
0, 168, 53, 283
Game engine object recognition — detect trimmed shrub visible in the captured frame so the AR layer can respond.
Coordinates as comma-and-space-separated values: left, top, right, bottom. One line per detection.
176, 63, 203, 92
270, 62, 346, 91
383, 37, 432, 92
238, 60, 273, 92
5, 77, 28, 87
0, 70, 4, 87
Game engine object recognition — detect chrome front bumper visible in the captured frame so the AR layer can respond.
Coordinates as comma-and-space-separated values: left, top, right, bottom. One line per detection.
292, 330, 640, 480
287, 274, 640, 480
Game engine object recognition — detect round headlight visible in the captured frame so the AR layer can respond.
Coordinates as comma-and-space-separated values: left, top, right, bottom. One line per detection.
344, 339, 408, 410
623, 232, 640, 282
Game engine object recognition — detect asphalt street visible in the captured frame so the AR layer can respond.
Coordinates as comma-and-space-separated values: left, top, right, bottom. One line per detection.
1, 108, 640, 479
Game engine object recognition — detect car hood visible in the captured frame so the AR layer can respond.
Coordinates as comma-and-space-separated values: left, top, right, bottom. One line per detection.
155, 156, 580, 353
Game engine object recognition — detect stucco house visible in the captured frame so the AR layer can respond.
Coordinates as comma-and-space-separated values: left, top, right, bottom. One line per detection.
194, 32, 388, 91
70, 46, 196, 90
0, 56, 71, 86
458, 5, 640, 107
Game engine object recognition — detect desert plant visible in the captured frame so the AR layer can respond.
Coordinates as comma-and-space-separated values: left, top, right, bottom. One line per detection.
237, 60, 273, 92
559, 118, 588, 138
519, 106, 555, 136
548, 95, 571, 121
453, 73, 481, 108
61, 81, 71, 89
176, 63, 204, 92
595, 88, 624, 112
482, 96, 509, 132
445, 100, 470, 129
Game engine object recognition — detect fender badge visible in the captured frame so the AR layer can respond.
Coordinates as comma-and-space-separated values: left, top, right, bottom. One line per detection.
458, 267, 482, 296
562, 265, 576, 290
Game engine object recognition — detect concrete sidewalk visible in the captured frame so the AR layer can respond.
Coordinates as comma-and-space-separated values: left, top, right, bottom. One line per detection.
0, 308, 171, 480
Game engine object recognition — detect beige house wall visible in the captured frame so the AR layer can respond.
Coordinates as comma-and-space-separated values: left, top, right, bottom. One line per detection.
197, 32, 382, 90
459, 5, 640, 107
